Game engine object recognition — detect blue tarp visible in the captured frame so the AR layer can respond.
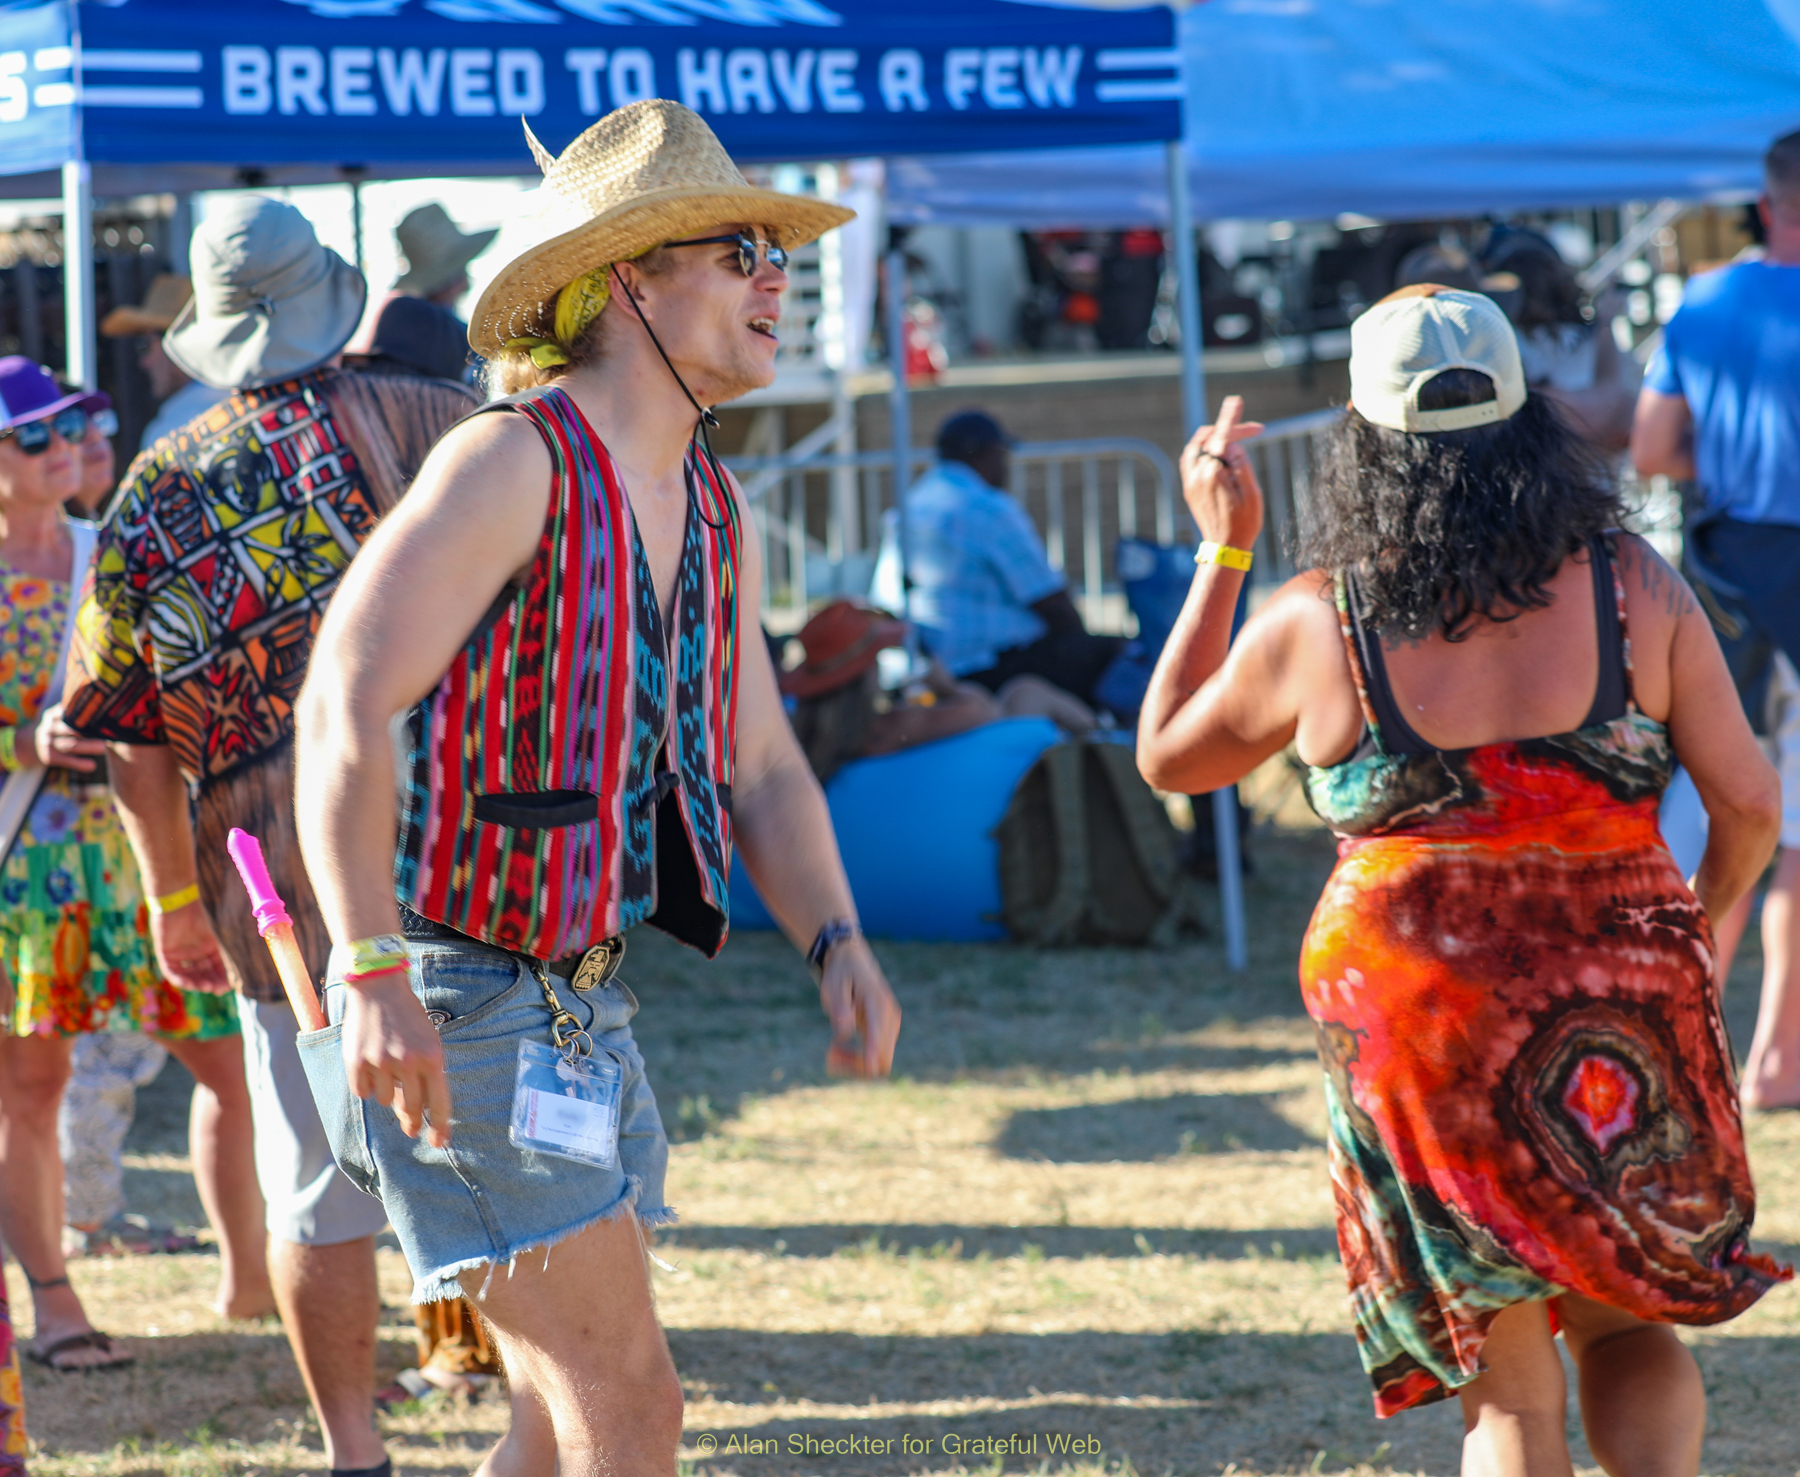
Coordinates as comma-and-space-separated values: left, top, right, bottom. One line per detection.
888, 0, 1800, 226
0, 0, 1180, 183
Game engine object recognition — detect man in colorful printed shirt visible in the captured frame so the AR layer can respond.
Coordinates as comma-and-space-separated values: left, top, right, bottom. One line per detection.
62, 196, 475, 1477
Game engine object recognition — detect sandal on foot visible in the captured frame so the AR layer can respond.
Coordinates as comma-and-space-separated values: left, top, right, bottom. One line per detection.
26, 1330, 133, 1372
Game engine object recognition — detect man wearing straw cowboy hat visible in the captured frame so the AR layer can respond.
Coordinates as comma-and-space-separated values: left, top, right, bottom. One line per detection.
62, 196, 479, 1477
294, 98, 902, 1471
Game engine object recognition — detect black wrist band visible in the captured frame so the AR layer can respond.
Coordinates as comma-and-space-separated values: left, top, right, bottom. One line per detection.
807, 919, 860, 982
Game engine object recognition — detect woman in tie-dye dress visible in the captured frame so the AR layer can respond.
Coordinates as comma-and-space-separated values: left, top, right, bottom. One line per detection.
1138, 288, 1788, 1477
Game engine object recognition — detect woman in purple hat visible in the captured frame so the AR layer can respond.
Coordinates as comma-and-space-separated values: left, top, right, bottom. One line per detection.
0, 358, 269, 1374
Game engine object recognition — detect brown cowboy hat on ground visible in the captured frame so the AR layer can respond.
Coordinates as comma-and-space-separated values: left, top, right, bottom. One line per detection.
100, 274, 193, 337
469, 98, 853, 361
394, 204, 498, 299
780, 601, 907, 701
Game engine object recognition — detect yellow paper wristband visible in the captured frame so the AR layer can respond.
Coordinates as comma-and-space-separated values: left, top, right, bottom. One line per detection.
1196, 541, 1254, 572
347, 934, 410, 979
0, 728, 17, 773
147, 882, 200, 916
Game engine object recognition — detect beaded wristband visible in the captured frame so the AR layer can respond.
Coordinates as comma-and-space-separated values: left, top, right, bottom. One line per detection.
346, 933, 410, 979
1195, 541, 1254, 572
147, 882, 200, 916
0, 728, 17, 773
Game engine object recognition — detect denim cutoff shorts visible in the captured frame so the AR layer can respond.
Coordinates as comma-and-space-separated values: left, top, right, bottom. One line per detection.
296, 937, 673, 1303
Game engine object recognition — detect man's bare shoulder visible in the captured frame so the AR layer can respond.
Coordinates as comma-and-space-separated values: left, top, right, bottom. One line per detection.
413, 406, 548, 497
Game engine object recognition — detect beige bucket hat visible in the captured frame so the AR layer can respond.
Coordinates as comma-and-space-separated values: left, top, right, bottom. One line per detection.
101, 273, 194, 337
165, 196, 368, 392
470, 99, 854, 361
394, 204, 498, 298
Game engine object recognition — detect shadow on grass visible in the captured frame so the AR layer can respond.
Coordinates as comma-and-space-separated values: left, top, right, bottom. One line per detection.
657, 1223, 1339, 1260
668, 1327, 1435, 1477
22, 1325, 412, 1456
997, 1092, 1318, 1162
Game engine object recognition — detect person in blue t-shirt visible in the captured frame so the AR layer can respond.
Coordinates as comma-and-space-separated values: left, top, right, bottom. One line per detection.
1634, 126, 1800, 1112
872, 410, 1122, 705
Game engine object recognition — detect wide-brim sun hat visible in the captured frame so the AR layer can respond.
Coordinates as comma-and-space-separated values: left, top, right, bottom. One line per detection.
394, 203, 499, 299
470, 99, 854, 361
780, 600, 907, 701
1349, 283, 1528, 434
165, 195, 368, 392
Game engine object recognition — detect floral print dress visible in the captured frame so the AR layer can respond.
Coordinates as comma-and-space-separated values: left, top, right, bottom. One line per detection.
0, 563, 235, 1039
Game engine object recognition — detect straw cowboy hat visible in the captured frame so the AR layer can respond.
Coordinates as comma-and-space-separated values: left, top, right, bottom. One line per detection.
470, 99, 853, 361
394, 204, 498, 299
165, 196, 367, 391
100, 273, 193, 337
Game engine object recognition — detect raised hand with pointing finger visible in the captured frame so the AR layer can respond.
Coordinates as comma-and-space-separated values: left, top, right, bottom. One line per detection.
1179, 394, 1267, 553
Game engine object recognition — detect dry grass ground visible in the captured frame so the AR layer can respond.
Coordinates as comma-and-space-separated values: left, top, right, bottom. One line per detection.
8, 823, 1800, 1477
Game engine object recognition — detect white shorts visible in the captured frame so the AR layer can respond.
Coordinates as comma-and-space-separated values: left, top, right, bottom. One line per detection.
239, 995, 389, 1247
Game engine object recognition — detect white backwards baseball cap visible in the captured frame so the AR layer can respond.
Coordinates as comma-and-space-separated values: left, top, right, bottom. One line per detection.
1349, 284, 1527, 434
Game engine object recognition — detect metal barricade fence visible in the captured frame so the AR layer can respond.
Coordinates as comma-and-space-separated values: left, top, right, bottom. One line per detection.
727, 438, 1180, 633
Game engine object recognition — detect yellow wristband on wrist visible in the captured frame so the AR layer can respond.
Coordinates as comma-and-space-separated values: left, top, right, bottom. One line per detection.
1196, 541, 1254, 572
147, 882, 200, 916
0, 728, 17, 773
346, 934, 410, 979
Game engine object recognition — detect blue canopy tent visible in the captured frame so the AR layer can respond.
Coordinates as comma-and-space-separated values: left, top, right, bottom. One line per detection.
0, 0, 1256, 966
887, 0, 1800, 226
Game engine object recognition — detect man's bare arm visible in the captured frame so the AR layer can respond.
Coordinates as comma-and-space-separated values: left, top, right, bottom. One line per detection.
295, 413, 549, 945
1631, 387, 1696, 480
108, 742, 231, 994
294, 411, 550, 1146
727, 481, 901, 1077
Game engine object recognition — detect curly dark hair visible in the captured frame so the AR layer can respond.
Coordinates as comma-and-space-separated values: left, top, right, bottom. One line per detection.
1296, 369, 1626, 642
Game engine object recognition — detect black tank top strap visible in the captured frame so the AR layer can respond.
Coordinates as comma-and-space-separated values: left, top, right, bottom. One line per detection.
1344, 567, 1435, 757
1342, 538, 1629, 762
1582, 532, 1632, 725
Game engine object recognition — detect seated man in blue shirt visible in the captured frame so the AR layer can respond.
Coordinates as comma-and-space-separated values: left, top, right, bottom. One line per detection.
874, 411, 1122, 706
1633, 126, 1800, 1112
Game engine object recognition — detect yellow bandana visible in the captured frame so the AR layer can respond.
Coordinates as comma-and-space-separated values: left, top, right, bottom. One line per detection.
503, 252, 647, 369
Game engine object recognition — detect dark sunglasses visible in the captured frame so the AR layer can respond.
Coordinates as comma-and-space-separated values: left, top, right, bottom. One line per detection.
0, 406, 97, 456
665, 231, 789, 277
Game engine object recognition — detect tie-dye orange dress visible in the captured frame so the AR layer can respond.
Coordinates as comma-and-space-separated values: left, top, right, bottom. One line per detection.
1301, 535, 1788, 1418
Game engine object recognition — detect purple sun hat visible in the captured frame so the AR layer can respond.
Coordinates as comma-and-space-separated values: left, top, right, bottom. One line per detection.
0, 357, 109, 434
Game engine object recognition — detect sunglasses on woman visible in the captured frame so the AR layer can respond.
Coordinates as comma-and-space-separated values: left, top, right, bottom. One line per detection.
0, 406, 109, 456
664, 231, 789, 277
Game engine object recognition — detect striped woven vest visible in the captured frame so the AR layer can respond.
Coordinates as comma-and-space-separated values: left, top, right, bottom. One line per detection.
393, 386, 740, 960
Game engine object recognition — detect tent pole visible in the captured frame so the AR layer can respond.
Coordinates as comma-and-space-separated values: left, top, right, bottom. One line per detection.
885, 245, 915, 648
350, 177, 365, 274
62, 159, 96, 393
1167, 138, 1248, 973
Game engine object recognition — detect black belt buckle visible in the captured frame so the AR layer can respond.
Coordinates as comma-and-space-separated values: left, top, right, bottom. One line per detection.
570, 936, 626, 991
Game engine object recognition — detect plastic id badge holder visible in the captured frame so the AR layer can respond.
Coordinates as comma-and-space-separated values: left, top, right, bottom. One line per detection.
510, 1040, 623, 1168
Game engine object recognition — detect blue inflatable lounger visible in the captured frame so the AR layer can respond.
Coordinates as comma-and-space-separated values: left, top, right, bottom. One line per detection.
729, 717, 1064, 943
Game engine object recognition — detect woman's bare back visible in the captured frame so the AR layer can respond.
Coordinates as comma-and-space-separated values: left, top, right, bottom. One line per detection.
1289, 534, 1689, 768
